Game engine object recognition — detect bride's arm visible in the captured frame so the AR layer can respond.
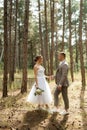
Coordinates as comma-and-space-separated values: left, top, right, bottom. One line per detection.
45, 75, 52, 80
45, 75, 55, 80
34, 66, 39, 88
45, 75, 49, 79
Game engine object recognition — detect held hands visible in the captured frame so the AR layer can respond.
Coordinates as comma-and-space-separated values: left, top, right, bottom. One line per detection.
46, 75, 54, 80
50, 75, 55, 80
57, 85, 62, 91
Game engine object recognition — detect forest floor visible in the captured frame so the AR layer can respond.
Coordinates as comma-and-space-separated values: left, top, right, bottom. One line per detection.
0, 80, 87, 130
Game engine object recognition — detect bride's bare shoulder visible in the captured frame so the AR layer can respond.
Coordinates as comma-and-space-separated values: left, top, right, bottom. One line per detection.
34, 64, 39, 70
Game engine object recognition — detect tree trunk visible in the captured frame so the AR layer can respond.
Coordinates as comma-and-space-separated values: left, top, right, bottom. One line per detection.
78, 0, 86, 89
44, 0, 50, 74
68, 0, 74, 82
38, 0, 43, 56
8, 0, 13, 86
75, 20, 78, 72
85, 23, 87, 64
55, 31, 58, 68
38, 0, 46, 69
18, 21, 21, 70
21, 0, 30, 94
3, 0, 8, 97
12, 0, 18, 81
30, 42, 34, 68
61, 0, 65, 51
50, 0, 54, 75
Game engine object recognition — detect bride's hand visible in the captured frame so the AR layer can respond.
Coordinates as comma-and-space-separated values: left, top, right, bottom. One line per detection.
35, 84, 38, 89
45, 75, 49, 79
45, 75, 54, 80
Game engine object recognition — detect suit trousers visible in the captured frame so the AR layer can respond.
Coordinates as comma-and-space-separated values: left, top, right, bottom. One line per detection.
54, 86, 69, 110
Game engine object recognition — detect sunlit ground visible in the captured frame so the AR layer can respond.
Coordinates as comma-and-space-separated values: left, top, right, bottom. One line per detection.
0, 70, 87, 130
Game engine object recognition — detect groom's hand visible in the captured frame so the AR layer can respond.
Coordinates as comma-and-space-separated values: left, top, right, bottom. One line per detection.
51, 75, 55, 80
57, 85, 62, 91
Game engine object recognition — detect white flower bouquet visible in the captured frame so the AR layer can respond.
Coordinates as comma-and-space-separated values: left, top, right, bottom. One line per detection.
34, 88, 44, 96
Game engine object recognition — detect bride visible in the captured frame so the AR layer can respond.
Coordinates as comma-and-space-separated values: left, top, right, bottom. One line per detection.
27, 55, 52, 109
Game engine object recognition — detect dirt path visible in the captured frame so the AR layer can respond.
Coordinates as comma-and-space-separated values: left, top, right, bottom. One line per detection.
0, 81, 87, 130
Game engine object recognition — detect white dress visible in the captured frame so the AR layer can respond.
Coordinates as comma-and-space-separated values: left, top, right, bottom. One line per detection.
27, 66, 52, 105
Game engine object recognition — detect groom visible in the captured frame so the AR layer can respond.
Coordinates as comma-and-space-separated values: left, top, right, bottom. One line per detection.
53, 52, 69, 115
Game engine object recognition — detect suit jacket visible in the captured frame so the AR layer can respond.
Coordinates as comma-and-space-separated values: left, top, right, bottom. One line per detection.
55, 60, 69, 87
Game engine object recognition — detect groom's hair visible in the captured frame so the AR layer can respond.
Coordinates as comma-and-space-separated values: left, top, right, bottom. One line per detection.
60, 52, 66, 58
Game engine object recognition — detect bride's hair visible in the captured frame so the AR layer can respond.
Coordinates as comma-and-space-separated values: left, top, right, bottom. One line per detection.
34, 55, 42, 62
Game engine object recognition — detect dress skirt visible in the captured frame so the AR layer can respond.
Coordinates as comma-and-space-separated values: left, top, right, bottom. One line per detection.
27, 76, 52, 105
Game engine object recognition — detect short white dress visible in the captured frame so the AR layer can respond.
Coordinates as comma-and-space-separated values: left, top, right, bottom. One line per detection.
27, 65, 52, 105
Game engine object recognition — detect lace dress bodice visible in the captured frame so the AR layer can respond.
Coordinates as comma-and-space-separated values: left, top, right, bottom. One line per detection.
37, 66, 45, 77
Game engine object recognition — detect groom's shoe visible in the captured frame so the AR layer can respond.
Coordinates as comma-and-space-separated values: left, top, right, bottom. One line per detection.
59, 110, 69, 115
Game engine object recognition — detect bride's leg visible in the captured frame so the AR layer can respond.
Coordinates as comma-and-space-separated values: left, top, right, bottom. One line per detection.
45, 104, 49, 109
38, 104, 41, 108
38, 104, 43, 109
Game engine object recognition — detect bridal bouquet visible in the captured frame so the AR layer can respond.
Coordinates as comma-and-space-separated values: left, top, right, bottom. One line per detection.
34, 88, 44, 96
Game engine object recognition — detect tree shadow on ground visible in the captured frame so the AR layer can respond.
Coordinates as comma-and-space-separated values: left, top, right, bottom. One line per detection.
18, 109, 49, 130
80, 90, 87, 130
46, 112, 69, 130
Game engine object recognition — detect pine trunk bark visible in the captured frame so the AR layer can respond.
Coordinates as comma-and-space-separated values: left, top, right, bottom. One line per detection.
12, 0, 18, 81
38, 0, 46, 68
8, 0, 13, 85
78, 0, 86, 89
50, 0, 54, 75
21, 0, 29, 94
44, 0, 50, 74
38, 0, 43, 56
55, 31, 58, 68
3, 0, 8, 97
75, 20, 78, 71
61, 0, 65, 51
69, 0, 74, 81
85, 24, 87, 64
18, 22, 21, 69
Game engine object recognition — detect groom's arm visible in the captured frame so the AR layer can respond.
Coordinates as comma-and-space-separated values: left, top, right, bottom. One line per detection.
59, 65, 68, 86
50, 75, 56, 80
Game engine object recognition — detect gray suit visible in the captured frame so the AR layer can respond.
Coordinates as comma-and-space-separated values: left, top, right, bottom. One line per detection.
54, 60, 69, 110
